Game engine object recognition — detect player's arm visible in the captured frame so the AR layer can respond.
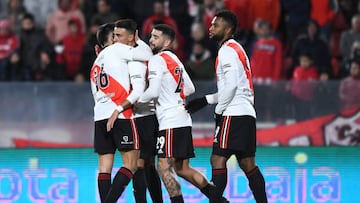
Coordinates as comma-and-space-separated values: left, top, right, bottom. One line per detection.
132, 40, 153, 62
182, 68, 195, 96
107, 61, 146, 131
126, 61, 146, 104
214, 47, 239, 115
115, 61, 146, 110
114, 42, 152, 62
185, 93, 218, 113
138, 56, 164, 103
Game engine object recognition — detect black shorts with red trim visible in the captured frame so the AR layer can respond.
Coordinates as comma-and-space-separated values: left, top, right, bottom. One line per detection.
212, 115, 256, 159
157, 126, 195, 159
135, 114, 158, 160
94, 118, 140, 154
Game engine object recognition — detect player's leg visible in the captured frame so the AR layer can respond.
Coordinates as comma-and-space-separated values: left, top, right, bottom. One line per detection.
94, 120, 116, 202
133, 115, 163, 203
210, 115, 232, 201
235, 115, 267, 203
157, 128, 184, 203
104, 118, 140, 203
104, 149, 139, 203
237, 156, 267, 203
210, 154, 230, 202
133, 158, 147, 203
173, 158, 222, 202
144, 156, 163, 203
157, 157, 183, 203
98, 154, 114, 202
133, 158, 163, 203
173, 158, 208, 188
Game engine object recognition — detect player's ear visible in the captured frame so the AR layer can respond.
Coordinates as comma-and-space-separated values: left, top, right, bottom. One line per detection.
225, 26, 232, 36
164, 38, 172, 48
128, 33, 135, 43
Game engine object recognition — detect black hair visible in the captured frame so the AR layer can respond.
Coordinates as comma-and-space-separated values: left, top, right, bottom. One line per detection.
258, 20, 272, 30
299, 52, 313, 60
114, 19, 137, 35
152, 19, 165, 26
215, 10, 238, 34
96, 23, 115, 48
99, 0, 111, 6
22, 13, 35, 22
152, 24, 175, 42
350, 58, 360, 67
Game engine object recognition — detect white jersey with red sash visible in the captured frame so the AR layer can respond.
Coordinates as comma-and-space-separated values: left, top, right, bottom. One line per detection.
215, 39, 256, 117
140, 50, 195, 130
131, 61, 157, 118
90, 43, 134, 121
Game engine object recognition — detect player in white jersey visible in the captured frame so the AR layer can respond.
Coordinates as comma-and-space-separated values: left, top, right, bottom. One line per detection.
138, 24, 226, 203
111, 19, 163, 203
186, 10, 268, 203
90, 23, 152, 203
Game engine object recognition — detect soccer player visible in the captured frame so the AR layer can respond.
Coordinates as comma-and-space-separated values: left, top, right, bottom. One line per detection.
186, 10, 268, 203
138, 24, 227, 203
90, 23, 151, 203
112, 19, 164, 203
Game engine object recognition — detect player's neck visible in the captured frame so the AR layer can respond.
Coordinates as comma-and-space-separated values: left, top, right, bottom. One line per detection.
219, 36, 233, 46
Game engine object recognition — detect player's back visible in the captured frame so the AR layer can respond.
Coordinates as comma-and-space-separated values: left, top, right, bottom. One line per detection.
90, 43, 133, 121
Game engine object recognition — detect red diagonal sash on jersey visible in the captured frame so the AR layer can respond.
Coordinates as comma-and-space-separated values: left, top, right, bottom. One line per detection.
90, 64, 132, 118
159, 52, 185, 99
223, 42, 254, 92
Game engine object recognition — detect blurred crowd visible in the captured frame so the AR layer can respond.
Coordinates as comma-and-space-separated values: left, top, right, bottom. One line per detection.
0, 0, 360, 112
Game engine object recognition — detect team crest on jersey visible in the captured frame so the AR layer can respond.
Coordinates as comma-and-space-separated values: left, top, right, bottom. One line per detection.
121, 135, 133, 145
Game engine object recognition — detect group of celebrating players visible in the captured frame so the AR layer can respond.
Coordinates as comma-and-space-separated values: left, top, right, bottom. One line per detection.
90, 9, 268, 203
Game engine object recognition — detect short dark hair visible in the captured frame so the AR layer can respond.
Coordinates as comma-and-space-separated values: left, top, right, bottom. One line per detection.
350, 58, 360, 67
22, 13, 35, 22
153, 24, 175, 42
299, 52, 313, 60
258, 20, 272, 30
99, 0, 111, 6
215, 10, 238, 34
114, 19, 137, 35
96, 23, 115, 48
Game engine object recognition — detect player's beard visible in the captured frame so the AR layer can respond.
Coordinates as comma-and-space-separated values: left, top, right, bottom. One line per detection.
151, 46, 161, 54
210, 32, 225, 44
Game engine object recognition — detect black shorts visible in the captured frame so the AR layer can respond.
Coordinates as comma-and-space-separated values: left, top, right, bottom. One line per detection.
212, 115, 256, 159
94, 118, 140, 154
135, 115, 158, 160
157, 126, 195, 159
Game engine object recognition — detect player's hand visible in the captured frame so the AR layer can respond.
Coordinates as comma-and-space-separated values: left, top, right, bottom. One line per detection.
107, 110, 120, 132
185, 96, 208, 113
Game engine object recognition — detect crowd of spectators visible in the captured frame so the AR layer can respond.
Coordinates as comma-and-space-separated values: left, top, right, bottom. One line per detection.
0, 0, 360, 114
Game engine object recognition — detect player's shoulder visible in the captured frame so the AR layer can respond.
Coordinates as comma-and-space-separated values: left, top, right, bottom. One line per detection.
220, 40, 244, 55
100, 43, 133, 60
218, 44, 236, 57
149, 53, 164, 64
110, 42, 133, 53
158, 50, 182, 64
